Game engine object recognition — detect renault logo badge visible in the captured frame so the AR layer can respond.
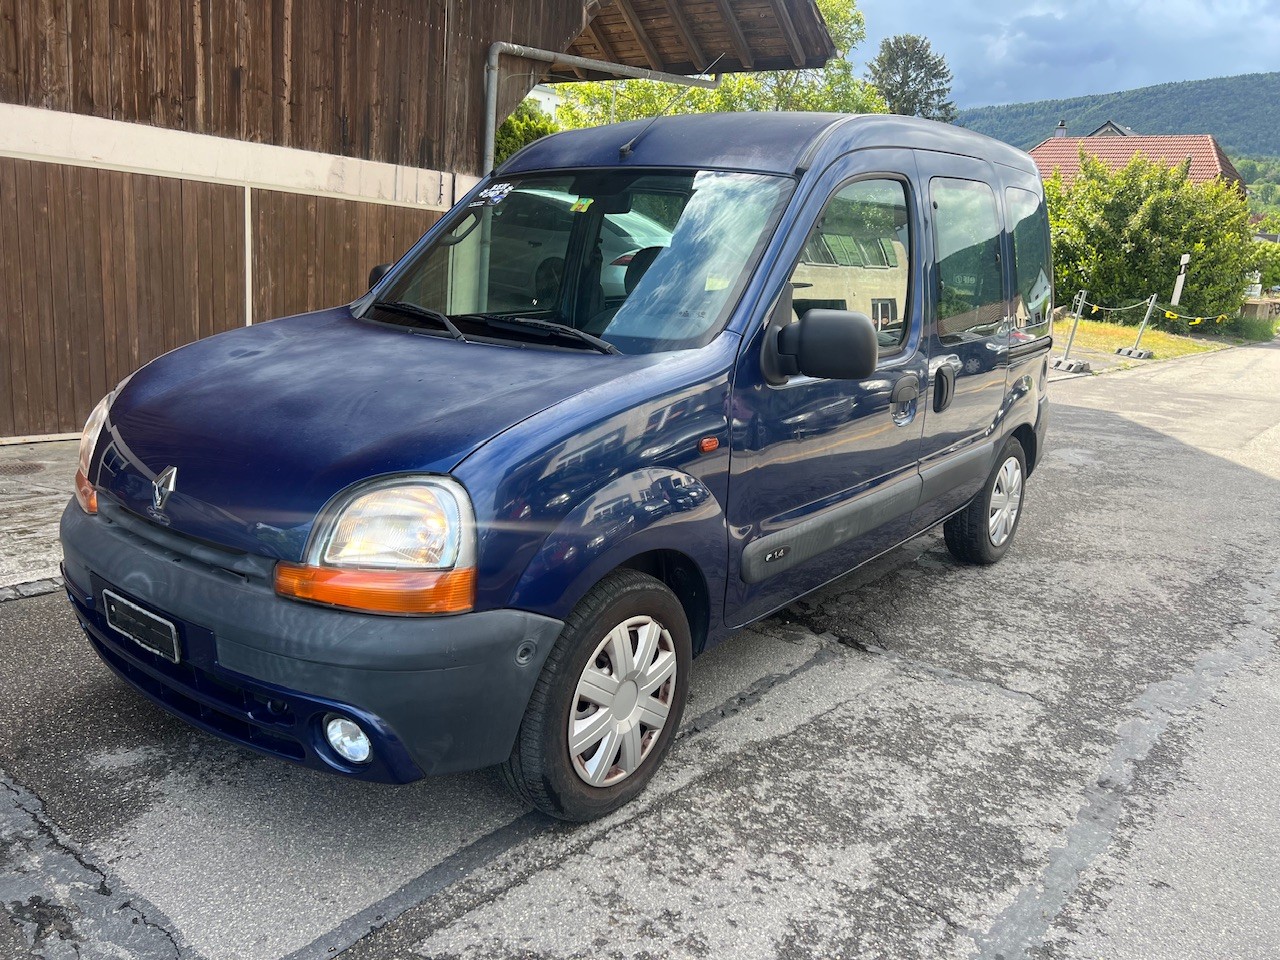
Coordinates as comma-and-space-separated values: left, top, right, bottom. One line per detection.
152, 466, 178, 511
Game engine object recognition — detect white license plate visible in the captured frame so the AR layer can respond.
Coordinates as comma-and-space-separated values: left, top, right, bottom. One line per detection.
102, 589, 181, 664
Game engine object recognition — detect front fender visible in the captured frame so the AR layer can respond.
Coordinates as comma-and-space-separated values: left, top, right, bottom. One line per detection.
508, 467, 726, 622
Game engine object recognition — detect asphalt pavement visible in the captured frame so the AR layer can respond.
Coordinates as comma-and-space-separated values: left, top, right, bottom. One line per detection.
2, 340, 1278, 959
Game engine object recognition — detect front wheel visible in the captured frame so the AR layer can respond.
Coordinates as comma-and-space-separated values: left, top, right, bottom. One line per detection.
944, 438, 1027, 565
500, 570, 692, 821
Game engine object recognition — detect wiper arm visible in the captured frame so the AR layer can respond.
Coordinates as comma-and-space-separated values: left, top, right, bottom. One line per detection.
369, 300, 467, 341
467, 315, 620, 355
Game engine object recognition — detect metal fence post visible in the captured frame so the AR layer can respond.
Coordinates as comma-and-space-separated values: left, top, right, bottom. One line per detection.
1051, 289, 1091, 373
1116, 294, 1157, 359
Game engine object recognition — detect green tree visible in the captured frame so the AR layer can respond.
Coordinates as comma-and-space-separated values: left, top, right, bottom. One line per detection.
866, 34, 957, 122
1045, 151, 1259, 319
1256, 239, 1280, 290
495, 100, 559, 164
555, 0, 885, 128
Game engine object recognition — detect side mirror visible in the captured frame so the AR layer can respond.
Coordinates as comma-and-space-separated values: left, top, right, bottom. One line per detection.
777, 309, 878, 380
368, 263, 392, 288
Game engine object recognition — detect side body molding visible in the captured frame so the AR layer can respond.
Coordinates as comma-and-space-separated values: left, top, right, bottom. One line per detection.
740, 472, 923, 584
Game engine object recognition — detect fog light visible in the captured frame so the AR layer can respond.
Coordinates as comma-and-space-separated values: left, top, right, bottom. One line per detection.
324, 714, 372, 764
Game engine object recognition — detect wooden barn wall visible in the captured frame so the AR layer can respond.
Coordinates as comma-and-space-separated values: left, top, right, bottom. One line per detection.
0, 156, 245, 437
0, 0, 593, 175
251, 190, 440, 325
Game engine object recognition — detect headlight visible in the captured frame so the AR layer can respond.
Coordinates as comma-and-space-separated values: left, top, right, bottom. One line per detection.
275, 477, 477, 615
315, 482, 466, 569
74, 376, 132, 514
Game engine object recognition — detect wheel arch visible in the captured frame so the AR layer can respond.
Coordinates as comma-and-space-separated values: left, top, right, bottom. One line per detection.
1011, 422, 1038, 474
507, 467, 726, 649
615, 549, 711, 655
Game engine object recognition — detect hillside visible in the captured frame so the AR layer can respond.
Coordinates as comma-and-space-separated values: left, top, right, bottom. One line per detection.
956, 72, 1280, 158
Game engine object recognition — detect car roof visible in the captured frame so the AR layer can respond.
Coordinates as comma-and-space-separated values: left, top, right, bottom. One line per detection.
499, 112, 1039, 179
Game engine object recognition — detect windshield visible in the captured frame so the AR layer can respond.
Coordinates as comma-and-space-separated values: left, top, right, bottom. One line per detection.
367, 169, 794, 354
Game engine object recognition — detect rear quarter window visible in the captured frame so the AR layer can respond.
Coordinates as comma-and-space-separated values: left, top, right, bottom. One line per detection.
1005, 187, 1053, 340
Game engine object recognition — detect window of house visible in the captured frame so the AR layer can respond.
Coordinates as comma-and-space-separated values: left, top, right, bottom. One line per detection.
871, 298, 898, 326
931, 177, 1005, 343
1005, 187, 1053, 339
789, 178, 912, 353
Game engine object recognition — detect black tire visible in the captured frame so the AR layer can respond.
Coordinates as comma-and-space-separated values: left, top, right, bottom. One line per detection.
944, 438, 1028, 565
500, 569, 692, 821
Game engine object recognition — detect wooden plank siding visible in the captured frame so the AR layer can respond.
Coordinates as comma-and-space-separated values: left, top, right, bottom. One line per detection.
0, 156, 243, 436
0, 153, 441, 436
250, 189, 440, 324
0, 0, 596, 175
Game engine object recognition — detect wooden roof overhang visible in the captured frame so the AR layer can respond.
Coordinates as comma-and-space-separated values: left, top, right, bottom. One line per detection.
545, 0, 837, 81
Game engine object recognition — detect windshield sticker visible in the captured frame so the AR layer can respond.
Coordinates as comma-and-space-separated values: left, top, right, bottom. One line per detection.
470, 182, 514, 207
570, 197, 594, 213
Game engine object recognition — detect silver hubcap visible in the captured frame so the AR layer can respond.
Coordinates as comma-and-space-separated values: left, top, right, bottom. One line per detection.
569, 615, 677, 787
989, 456, 1023, 547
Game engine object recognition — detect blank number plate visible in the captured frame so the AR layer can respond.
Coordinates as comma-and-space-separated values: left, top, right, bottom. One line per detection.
102, 589, 181, 663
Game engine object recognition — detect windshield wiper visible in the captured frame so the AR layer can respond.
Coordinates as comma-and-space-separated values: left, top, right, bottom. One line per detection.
467, 315, 620, 355
369, 300, 467, 341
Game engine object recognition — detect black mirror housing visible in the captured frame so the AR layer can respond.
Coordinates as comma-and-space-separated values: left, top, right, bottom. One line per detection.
777, 309, 878, 380
368, 263, 392, 288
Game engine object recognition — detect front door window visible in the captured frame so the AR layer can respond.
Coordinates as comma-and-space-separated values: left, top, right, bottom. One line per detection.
787, 178, 912, 353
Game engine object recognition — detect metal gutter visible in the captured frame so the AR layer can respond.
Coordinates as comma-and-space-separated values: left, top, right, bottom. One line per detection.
483, 41, 722, 172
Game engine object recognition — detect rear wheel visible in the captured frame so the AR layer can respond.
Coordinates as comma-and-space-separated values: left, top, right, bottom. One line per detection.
944, 438, 1027, 565
500, 570, 691, 821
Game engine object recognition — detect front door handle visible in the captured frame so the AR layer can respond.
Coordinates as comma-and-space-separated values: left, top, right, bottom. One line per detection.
890, 374, 920, 425
891, 375, 920, 404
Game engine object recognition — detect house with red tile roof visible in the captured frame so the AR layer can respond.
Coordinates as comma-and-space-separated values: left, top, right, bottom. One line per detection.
1029, 131, 1245, 191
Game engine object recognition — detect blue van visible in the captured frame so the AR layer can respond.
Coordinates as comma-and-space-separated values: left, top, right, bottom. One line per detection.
61, 113, 1051, 821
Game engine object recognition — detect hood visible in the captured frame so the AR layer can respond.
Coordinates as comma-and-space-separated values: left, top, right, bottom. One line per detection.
94, 308, 652, 560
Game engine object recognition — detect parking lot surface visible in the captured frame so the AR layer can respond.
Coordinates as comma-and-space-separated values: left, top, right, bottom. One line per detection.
2, 341, 1278, 959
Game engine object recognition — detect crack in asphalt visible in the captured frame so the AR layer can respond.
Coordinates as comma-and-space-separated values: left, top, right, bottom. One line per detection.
0, 772, 191, 959
678, 645, 841, 739
785, 607, 1050, 708
882, 880, 973, 936
968, 581, 1280, 960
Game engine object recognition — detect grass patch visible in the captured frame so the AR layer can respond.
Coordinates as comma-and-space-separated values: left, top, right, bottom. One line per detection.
1053, 318, 1230, 359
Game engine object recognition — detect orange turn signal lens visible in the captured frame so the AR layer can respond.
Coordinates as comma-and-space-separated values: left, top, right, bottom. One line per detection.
274, 563, 475, 615
74, 468, 98, 514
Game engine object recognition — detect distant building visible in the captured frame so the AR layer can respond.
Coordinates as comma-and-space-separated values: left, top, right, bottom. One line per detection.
1029, 133, 1244, 190
526, 85, 564, 118
1087, 119, 1138, 137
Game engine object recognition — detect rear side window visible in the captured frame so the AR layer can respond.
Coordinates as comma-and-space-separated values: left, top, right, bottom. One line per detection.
1005, 187, 1053, 339
931, 178, 1004, 344
789, 178, 912, 353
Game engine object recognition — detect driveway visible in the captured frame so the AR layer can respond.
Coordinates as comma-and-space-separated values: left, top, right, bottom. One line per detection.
2, 341, 1278, 959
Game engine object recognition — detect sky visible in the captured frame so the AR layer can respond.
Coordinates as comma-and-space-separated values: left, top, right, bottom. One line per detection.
855, 0, 1280, 108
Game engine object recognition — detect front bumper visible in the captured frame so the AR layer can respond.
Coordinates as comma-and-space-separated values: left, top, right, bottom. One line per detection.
60, 499, 563, 783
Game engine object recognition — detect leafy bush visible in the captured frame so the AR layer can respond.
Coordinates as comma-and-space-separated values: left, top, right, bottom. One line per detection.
1222, 314, 1280, 341
1255, 237, 1280, 289
1046, 152, 1260, 319
495, 100, 558, 165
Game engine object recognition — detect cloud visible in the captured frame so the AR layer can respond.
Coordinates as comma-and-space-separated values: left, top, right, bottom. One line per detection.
857, 0, 1280, 107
